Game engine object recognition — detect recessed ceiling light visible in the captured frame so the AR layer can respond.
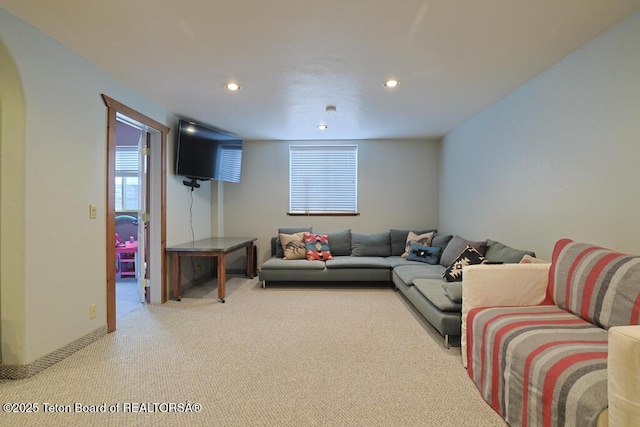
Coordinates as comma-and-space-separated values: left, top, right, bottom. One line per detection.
225, 82, 240, 91
317, 124, 328, 130
383, 79, 399, 88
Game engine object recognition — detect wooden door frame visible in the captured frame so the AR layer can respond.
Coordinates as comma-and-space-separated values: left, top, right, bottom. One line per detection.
102, 94, 169, 333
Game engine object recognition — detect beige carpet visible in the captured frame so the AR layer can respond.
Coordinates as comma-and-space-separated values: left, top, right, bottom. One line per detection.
0, 277, 505, 427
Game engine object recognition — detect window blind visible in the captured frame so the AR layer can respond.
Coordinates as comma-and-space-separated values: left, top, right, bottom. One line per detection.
289, 145, 358, 213
217, 145, 242, 183
115, 147, 138, 173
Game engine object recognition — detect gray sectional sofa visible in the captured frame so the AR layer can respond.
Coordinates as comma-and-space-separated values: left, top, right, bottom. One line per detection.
258, 227, 534, 347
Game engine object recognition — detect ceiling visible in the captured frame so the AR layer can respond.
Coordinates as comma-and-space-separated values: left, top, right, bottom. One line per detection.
1, 1, 639, 141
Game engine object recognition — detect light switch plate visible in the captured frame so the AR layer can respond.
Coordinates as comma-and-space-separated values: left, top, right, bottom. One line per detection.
89, 204, 97, 219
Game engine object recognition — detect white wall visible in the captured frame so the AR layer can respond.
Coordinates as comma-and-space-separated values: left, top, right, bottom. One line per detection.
439, 12, 640, 260
0, 7, 210, 365
223, 139, 441, 267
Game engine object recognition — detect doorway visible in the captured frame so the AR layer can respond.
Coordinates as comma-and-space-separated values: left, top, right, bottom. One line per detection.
115, 118, 148, 317
103, 95, 169, 333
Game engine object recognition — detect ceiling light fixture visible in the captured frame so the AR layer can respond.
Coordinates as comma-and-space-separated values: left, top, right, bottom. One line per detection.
317, 124, 328, 130
225, 82, 241, 91
383, 79, 399, 88
326, 105, 337, 113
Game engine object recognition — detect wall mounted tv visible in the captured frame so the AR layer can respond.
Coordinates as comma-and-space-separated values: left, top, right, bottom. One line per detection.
175, 118, 243, 184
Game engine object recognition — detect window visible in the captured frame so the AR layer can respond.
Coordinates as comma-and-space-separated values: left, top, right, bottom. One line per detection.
217, 145, 242, 183
115, 147, 140, 212
289, 145, 358, 215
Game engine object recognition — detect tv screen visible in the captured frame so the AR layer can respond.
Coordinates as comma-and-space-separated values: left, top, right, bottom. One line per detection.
175, 119, 243, 183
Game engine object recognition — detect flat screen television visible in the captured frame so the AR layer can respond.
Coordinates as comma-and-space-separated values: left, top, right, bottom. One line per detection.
175, 119, 243, 183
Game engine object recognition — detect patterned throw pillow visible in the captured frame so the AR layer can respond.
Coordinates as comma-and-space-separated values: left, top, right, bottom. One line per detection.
303, 233, 334, 261
401, 231, 435, 257
407, 244, 442, 265
279, 232, 306, 260
442, 245, 487, 282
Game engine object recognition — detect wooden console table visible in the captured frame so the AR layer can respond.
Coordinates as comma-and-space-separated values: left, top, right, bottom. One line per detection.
166, 237, 257, 303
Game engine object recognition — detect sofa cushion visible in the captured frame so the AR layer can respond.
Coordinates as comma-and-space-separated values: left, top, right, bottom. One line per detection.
351, 232, 391, 257
442, 282, 462, 303
484, 239, 535, 263
303, 233, 334, 261
386, 256, 424, 268
326, 256, 390, 269
443, 246, 487, 282
550, 238, 640, 328
440, 235, 486, 267
406, 244, 442, 265
279, 232, 307, 260
318, 229, 351, 256
401, 231, 435, 257
390, 229, 437, 256
275, 227, 312, 258
260, 257, 326, 270
413, 279, 462, 312
392, 264, 446, 285
467, 305, 608, 426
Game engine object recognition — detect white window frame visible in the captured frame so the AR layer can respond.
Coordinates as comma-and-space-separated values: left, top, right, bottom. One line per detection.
289, 145, 358, 215
115, 147, 140, 212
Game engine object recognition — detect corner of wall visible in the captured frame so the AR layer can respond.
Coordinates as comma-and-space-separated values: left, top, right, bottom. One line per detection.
0, 36, 27, 365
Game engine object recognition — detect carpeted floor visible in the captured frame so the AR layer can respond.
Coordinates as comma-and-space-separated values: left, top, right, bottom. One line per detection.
0, 277, 505, 427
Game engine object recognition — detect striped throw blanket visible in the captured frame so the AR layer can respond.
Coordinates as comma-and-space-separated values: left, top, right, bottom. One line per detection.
466, 239, 640, 426
549, 239, 640, 328
467, 305, 608, 427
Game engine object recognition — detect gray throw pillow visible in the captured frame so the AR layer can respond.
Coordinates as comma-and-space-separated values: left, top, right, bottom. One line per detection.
484, 240, 535, 264
351, 232, 391, 257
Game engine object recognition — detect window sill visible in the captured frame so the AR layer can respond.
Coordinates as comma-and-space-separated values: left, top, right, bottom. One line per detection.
287, 212, 360, 217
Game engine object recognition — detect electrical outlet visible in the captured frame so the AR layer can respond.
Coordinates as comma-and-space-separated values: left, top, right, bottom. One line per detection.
89, 204, 97, 219
90, 304, 97, 319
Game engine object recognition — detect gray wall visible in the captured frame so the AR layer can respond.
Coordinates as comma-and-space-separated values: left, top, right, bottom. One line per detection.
439, 12, 640, 260
222, 139, 441, 267
0, 7, 211, 365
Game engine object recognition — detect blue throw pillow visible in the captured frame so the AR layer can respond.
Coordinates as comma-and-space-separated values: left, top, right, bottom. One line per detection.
407, 244, 442, 265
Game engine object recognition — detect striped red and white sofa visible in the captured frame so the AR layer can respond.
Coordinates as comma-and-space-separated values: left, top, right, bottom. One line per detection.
461, 239, 640, 426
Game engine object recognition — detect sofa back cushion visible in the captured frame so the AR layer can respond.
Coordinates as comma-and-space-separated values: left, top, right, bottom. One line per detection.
440, 235, 486, 267
351, 232, 391, 257
484, 239, 535, 263
318, 229, 351, 256
550, 238, 640, 329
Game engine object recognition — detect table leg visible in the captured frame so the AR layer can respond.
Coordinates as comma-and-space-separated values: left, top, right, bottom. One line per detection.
217, 254, 226, 303
246, 243, 255, 278
172, 252, 181, 301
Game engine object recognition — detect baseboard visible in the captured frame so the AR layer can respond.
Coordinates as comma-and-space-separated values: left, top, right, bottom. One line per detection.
0, 325, 108, 380
227, 268, 250, 275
